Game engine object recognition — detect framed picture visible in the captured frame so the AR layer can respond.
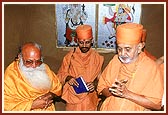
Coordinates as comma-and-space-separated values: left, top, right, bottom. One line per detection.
55, 3, 142, 51
97, 3, 142, 50
55, 4, 96, 48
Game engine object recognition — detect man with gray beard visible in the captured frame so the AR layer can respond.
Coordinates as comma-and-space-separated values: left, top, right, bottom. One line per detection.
97, 23, 163, 111
4, 42, 62, 111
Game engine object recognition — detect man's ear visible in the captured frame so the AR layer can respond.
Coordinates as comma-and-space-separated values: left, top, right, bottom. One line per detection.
18, 53, 22, 59
91, 39, 94, 46
141, 42, 145, 48
76, 39, 79, 46
137, 42, 144, 53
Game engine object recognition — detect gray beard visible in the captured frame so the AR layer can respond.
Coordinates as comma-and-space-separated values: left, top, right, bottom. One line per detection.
19, 58, 52, 91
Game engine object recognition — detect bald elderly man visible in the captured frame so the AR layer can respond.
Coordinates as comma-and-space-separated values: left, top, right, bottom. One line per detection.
97, 23, 163, 111
57, 24, 104, 111
4, 42, 62, 111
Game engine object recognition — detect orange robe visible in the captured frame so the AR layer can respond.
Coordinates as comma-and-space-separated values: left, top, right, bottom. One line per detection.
143, 49, 157, 61
97, 52, 163, 111
57, 47, 104, 111
157, 61, 164, 107
159, 63, 164, 83
4, 61, 62, 111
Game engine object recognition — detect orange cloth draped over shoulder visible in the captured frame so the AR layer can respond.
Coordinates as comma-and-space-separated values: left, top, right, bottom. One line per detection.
144, 49, 157, 60
4, 61, 62, 111
156, 56, 164, 84
97, 52, 163, 111
57, 47, 104, 111
76, 24, 93, 40
159, 63, 164, 83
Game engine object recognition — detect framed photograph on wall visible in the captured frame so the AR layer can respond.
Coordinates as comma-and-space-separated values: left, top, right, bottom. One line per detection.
55, 4, 96, 48
55, 3, 142, 52
97, 3, 142, 51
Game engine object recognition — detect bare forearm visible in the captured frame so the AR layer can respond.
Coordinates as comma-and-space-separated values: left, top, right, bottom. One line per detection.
125, 90, 162, 110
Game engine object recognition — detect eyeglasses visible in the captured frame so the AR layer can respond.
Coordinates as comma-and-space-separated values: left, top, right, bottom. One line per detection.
23, 58, 43, 67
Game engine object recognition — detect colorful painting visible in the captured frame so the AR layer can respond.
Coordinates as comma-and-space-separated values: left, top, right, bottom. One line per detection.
55, 3, 141, 50
55, 4, 96, 47
97, 4, 141, 49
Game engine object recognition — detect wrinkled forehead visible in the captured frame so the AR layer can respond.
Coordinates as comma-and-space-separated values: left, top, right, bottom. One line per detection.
117, 43, 137, 48
22, 45, 41, 58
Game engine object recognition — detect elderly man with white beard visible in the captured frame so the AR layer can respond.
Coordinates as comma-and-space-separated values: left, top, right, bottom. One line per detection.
4, 42, 62, 111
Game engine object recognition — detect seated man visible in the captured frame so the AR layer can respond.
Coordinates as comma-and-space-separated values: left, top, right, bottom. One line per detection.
97, 23, 163, 111
4, 42, 62, 111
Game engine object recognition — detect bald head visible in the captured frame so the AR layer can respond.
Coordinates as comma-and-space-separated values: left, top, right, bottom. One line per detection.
21, 42, 41, 57
20, 42, 43, 68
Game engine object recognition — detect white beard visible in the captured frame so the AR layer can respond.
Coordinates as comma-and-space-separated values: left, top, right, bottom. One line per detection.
19, 58, 52, 91
118, 56, 132, 64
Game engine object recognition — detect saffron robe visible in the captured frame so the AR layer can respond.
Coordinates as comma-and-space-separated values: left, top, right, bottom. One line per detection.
57, 47, 104, 111
97, 52, 163, 111
4, 61, 62, 111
